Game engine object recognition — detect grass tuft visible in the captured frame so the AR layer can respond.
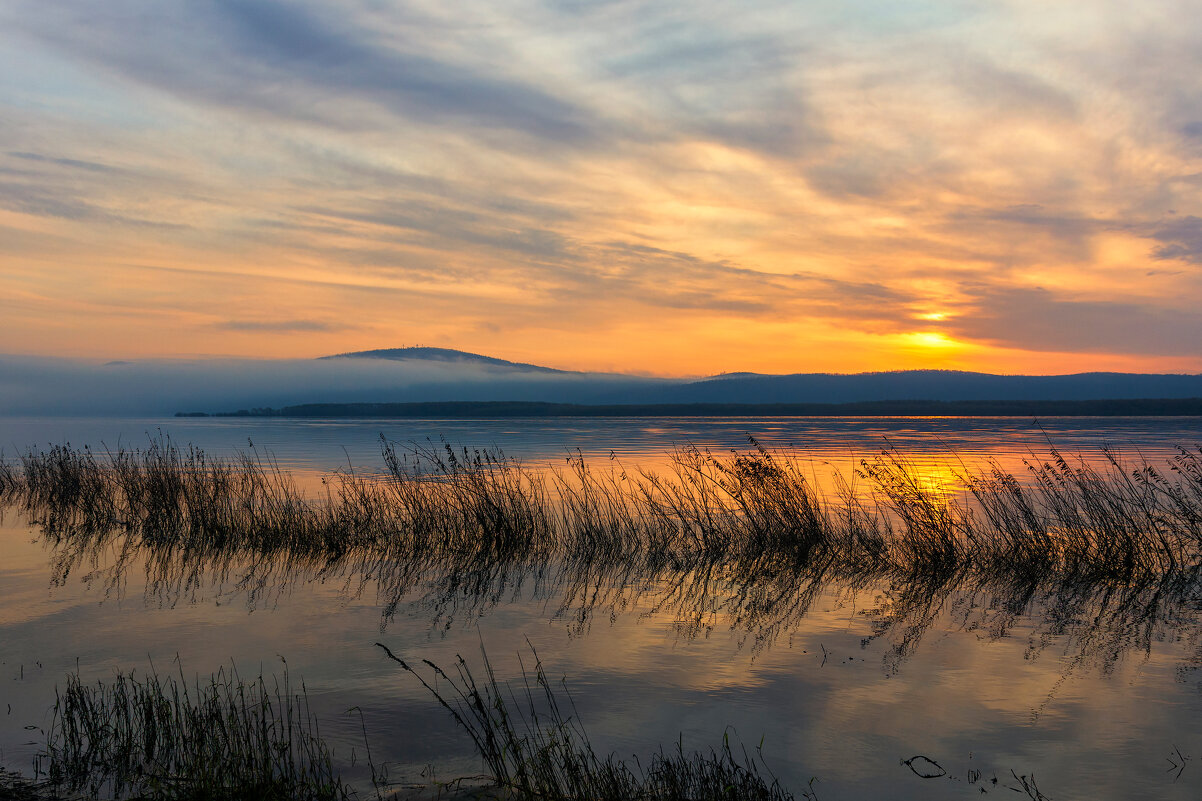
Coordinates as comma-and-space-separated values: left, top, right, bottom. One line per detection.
40, 662, 351, 801
377, 642, 806, 801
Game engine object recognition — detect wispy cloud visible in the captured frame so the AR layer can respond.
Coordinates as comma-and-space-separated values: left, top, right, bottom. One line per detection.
949, 285, 1202, 357
7, 1, 602, 145
1151, 216, 1202, 263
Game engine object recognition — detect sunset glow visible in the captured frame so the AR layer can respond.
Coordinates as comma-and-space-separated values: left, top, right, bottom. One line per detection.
2, 1, 1201, 375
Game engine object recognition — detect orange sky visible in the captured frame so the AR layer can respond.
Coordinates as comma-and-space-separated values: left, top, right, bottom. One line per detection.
2, 1, 1201, 376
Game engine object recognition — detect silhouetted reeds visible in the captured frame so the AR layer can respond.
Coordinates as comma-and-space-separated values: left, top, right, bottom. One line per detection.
41, 663, 350, 801
8, 437, 1202, 580
377, 642, 806, 801
8, 438, 1202, 669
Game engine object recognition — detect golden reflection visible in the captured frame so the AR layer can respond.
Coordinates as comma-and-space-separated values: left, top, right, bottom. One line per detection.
876, 457, 969, 497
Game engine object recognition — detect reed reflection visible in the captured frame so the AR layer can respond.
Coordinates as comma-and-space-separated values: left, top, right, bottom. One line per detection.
5, 437, 1202, 679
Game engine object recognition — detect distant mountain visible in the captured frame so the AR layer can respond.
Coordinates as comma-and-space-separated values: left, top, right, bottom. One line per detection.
123, 347, 1202, 418
703, 371, 764, 381
319, 347, 568, 374
649, 369, 1202, 404
316, 353, 1202, 404
23, 349, 1200, 418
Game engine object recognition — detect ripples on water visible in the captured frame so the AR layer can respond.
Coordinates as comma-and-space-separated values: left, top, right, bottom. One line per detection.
3, 415, 1202, 800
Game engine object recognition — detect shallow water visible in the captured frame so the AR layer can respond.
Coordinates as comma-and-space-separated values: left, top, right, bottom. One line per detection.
5, 413, 1201, 472
3, 415, 1202, 800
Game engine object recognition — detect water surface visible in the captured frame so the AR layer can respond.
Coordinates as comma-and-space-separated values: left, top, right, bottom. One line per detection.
3, 415, 1202, 800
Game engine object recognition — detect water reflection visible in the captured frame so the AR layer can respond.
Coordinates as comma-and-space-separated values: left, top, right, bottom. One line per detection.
24, 493, 1202, 682
4, 414, 1202, 476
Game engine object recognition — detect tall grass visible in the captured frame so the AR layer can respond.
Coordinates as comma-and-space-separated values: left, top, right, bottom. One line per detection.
41, 663, 351, 801
8, 436, 1202, 581
8, 437, 1202, 668
377, 642, 807, 801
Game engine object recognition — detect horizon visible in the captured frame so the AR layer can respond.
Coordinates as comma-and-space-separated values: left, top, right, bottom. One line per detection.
3, 3, 1202, 375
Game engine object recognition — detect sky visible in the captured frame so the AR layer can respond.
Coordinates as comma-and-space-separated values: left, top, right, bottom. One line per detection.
2, 0, 1201, 376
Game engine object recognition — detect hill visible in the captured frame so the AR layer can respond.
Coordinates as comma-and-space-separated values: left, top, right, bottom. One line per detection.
318, 347, 568, 374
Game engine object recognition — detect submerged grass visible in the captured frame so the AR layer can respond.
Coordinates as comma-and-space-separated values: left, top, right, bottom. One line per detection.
377, 642, 807, 801
40, 662, 351, 801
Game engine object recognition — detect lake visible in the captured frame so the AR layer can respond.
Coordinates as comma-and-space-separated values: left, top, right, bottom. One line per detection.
3, 414, 1202, 800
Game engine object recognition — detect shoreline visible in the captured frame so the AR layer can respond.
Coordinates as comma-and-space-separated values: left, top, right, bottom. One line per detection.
179, 397, 1202, 419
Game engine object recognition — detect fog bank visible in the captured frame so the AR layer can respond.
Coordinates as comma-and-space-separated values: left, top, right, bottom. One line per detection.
0, 356, 669, 416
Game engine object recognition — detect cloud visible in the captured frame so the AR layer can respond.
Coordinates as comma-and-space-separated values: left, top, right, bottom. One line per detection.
934, 205, 1110, 264
8, 0, 601, 147
949, 56, 1078, 122
296, 201, 576, 263
949, 285, 1202, 356
1150, 216, 1202, 263
557, 240, 914, 322
0, 149, 190, 228
3, 0, 834, 161
8, 150, 119, 173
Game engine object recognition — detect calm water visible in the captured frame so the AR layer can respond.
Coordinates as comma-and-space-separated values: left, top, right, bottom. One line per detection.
3, 415, 1202, 800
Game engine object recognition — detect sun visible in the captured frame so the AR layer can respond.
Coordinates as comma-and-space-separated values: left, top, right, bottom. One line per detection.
905, 332, 959, 349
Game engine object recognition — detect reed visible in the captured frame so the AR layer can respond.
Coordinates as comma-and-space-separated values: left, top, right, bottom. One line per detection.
41, 663, 351, 801
6, 437, 1202, 599
377, 642, 807, 801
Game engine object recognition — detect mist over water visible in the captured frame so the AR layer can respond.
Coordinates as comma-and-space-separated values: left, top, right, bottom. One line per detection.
0, 355, 668, 416
5, 354, 1202, 418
